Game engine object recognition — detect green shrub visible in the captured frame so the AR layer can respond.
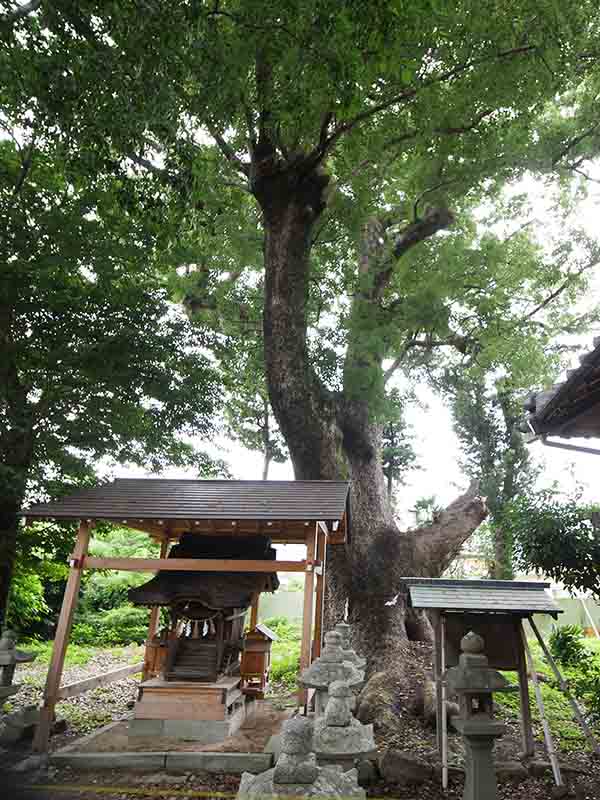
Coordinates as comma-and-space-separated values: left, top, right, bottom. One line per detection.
270, 649, 300, 689
71, 623, 98, 645
72, 604, 149, 646
549, 624, 587, 666
567, 657, 600, 718
95, 604, 149, 645
262, 616, 301, 641
6, 569, 50, 631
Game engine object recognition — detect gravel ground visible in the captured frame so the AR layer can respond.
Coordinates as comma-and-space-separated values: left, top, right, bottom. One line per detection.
2, 643, 600, 799
1, 645, 144, 765
368, 641, 600, 800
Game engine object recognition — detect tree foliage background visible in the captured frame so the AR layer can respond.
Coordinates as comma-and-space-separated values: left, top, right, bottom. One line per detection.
1, 0, 600, 656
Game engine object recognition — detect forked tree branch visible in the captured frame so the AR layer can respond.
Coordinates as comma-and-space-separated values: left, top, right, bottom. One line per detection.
525, 258, 600, 319
305, 46, 535, 167
207, 127, 250, 176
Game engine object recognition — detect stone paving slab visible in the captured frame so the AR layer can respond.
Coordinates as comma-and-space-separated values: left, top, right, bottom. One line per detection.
166, 751, 272, 773
48, 750, 273, 774
50, 752, 168, 770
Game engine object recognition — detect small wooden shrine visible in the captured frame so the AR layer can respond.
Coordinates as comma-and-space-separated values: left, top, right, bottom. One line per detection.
404, 578, 600, 789
240, 623, 277, 699
21, 479, 350, 751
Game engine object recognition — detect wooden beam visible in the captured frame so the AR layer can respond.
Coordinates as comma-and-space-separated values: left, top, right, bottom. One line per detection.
57, 662, 144, 700
298, 529, 316, 707
313, 525, 326, 659
83, 556, 310, 573
520, 621, 563, 787
33, 521, 91, 753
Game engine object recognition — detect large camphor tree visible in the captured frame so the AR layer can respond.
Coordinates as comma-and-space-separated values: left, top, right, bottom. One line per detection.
5, 2, 600, 690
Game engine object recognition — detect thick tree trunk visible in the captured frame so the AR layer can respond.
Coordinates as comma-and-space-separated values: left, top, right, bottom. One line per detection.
258, 165, 341, 482
0, 306, 34, 626
0, 502, 20, 628
256, 159, 487, 695
334, 400, 486, 668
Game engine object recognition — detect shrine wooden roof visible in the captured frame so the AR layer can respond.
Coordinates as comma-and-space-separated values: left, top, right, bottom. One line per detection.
21, 479, 350, 543
404, 578, 561, 616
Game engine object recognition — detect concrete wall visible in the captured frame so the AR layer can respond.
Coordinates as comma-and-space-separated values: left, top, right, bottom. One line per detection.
533, 596, 600, 636
255, 590, 303, 622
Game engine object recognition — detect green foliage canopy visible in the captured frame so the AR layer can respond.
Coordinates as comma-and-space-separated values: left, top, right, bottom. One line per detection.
503, 490, 600, 596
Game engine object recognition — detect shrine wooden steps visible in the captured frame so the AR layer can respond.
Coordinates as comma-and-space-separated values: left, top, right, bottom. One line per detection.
165, 638, 218, 682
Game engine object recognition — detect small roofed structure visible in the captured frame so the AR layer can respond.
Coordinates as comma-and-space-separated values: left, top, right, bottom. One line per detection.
240, 623, 278, 699
405, 577, 560, 618
22, 479, 350, 752
522, 335, 600, 442
404, 578, 599, 790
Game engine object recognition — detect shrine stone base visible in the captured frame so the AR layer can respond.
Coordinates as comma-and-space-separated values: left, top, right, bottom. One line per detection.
129, 675, 250, 743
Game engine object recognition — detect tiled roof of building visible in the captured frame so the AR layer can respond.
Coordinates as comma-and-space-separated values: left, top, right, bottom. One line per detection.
522, 336, 600, 438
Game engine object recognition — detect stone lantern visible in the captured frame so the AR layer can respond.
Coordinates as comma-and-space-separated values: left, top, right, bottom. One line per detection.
445, 632, 516, 800
299, 631, 363, 715
0, 629, 38, 744
313, 680, 376, 769
334, 622, 367, 670
237, 715, 366, 799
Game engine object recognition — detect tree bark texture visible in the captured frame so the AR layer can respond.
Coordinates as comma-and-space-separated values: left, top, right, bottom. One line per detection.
0, 298, 34, 626
255, 159, 487, 683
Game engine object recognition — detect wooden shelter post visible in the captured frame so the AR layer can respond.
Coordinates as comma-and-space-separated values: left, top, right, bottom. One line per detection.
33, 520, 91, 753
432, 611, 444, 755
147, 538, 168, 639
513, 617, 535, 757
249, 592, 260, 629
312, 526, 327, 659
298, 526, 316, 705
142, 537, 168, 680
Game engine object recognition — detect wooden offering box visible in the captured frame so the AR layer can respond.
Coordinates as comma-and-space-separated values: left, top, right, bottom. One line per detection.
240, 624, 277, 699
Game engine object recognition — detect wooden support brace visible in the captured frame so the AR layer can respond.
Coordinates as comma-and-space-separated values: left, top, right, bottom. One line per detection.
432, 611, 444, 756
440, 614, 448, 791
57, 662, 144, 700
520, 621, 563, 786
528, 616, 600, 756
33, 521, 91, 753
